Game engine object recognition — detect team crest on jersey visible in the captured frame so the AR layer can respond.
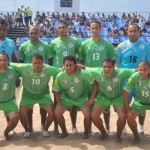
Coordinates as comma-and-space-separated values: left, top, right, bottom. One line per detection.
63, 80, 67, 84
68, 43, 73, 48
139, 44, 144, 49
26, 47, 30, 51
99, 46, 104, 50
99, 76, 103, 81
137, 81, 142, 87
113, 78, 118, 82
40, 73, 46, 77
74, 77, 79, 83
38, 46, 43, 51
16, 64, 22, 67
28, 71, 32, 76
9, 42, 13, 47
57, 43, 60, 48
8, 74, 14, 79
87, 45, 91, 50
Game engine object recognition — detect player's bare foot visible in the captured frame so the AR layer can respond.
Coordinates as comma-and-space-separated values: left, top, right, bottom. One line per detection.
72, 127, 78, 134
83, 132, 89, 139
60, 132, 68, 138
53, 129, 59, 135
4, 131, 10, 141
100, 133, 108, 141
115, 135, 122, 143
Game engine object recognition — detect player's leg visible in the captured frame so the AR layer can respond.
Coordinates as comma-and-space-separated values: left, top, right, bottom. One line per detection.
138, 112, 146, 134
103, 108, 110, 133
70, 106, 78, 133
91, 105, 108, 140
82, 106, 91, 139
40, 108, 47, 130
115, 107, 126, 142
27, 109, 33, 132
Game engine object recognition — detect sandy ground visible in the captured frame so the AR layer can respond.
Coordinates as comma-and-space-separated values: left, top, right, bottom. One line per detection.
0, 80, 150, 150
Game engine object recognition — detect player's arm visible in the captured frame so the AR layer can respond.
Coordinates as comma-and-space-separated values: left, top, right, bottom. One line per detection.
123, 89, 131, 112
84, 80, 98, 106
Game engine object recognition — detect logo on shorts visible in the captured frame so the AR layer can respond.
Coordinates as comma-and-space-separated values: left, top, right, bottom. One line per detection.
63, 80, 67, 84
68, 43, 73, 48
8, 74, 14, 79
113, 78, 118, 82
74, 77, 79, 83
38, 46, 43, 51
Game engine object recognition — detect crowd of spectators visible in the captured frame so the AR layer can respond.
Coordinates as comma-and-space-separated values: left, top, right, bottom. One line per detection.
1, 11, 150, 44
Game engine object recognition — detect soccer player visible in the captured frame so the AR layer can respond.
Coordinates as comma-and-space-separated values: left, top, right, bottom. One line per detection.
116, 23, 150, 134
53, 56, 97, 138
0, 19, 18, 62
78, 20, 115, 133
123, 61, 150, 143
18, 25, 51, 132
88, 58, 135, 142
49, 21, 80, 134
0, 52, 19, 140
11, 54, 59, 138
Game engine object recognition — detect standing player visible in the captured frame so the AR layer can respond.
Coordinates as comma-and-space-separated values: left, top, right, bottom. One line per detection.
53, 56, 97, 138
18, 25, 51, 132
116, 23, 150, 133
0, 19, 18, 62
88, 59, 135, 142
0, 52, 19, 140
124, 61, 150, 143
49, 21, 80, 134
11, 54, 59, 138
78, 20, 115, 133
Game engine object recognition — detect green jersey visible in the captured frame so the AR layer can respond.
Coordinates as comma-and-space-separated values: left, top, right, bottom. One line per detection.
125, 72, 150, 104
11, 63, 59, 99
53, 70, 93, 99
87, 67, 134, 98
18, 40, 51, 63
78, 38, 115, 67
49, 36, 80, 68
0, 67, 19, 103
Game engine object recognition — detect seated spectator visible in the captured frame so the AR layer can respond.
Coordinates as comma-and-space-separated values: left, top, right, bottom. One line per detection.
119, 27, 126, 36
107, 28, 113, 36
113, 29, 119, 39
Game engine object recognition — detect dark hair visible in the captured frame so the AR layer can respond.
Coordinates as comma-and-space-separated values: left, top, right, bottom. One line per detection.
58, 20, 68, 27
0, 19, 7, 27
102, 58, 116, 66
0, 52, 9, 60
127, 23, 140, 31
32, 53, 43, 61
90, 20, 101, 28
63, 56, 76, 64
139, 61, 150, 68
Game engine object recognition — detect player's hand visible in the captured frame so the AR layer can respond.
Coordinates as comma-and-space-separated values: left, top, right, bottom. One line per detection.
84, 99, 94, 107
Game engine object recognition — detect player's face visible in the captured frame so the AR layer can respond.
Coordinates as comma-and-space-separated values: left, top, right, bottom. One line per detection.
0, 54, 9, 69
57, 24, 68, 37
127, 25, 140, 43
32, 58, 43, 73
102, 62, 114, 78
90, 22, 101, 38
138, 63, 149, 80
0, 24, 7, 40
64, 60, 76, 76
29, 28, 40, 43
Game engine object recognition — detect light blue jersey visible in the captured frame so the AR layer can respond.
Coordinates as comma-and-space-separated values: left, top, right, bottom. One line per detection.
116, 40, 150, 69
0, 37, 16, 62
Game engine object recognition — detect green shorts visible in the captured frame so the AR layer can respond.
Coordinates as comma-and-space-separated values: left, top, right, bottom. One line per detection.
131, 101, 149, 115
94, 94, 124, 109
20, 94, 53, 109
0, 99, 19, 115
60, 94, 88, 111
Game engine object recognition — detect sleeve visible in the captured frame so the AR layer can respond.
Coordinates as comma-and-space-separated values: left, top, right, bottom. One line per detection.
78, 42, 85, 60
46, 66, 60, 77
115, 43, 122, 67
82, 70, 94, 84
44, 43, 51, 59
146, 44, 150, 64
18, 44, 25, 61
53, 75, 61, 92
124, 74, 135, 92
49, 41, 56, 58
75, 38, 80, 54
121, 68, 135, 78
12, 40, 16, 53
107, 42, 115, 59
10, 63, 25, 73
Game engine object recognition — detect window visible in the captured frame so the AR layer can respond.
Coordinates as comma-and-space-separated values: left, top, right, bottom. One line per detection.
60, 0, 72, 7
